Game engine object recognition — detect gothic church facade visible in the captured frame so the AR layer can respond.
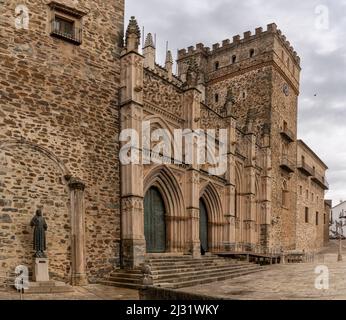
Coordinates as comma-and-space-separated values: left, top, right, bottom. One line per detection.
0, 0, 328, 285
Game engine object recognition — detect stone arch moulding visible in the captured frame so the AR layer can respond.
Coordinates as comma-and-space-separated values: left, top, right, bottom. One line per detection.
0, 139, 87, 286
0, 139, 71, 177
142, 115, 181, 156
200, 182, 225, 252
143, 164, 186, 252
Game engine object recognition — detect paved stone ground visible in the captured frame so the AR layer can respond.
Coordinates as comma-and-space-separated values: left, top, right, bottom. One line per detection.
2, 241, 346, 300
0, 284, 139, 300
177, 241, 346, 300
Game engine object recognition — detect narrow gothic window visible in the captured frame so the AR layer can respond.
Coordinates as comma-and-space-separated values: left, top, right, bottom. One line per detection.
316, 212, 319, 225
305, 207, 309, 223
249, 49, 255, 57
215, 93, 219, 103
232, 55, 237, 64
214, 61, 219, 70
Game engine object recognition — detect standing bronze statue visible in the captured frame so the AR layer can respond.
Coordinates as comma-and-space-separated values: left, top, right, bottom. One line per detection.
30, 209, 48, 258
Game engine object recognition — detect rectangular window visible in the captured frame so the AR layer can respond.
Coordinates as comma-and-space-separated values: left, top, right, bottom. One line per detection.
49, 2, 85, 45
299, 186, 302, 196
324, 213, 326, 225
316, 212, 319, 225
305, 207, 309, 223
306, 189, 308, 199
53, 16, 75, 38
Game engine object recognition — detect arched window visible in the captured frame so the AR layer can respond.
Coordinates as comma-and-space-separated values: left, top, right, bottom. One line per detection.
232, 55, 236, 64
214, 93, 219, 103
214, 61, 219, 70
249, 49, 255, 58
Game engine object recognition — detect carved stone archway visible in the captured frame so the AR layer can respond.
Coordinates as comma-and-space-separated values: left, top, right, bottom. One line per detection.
144, 165, 186, 253
200, 182, 225, 252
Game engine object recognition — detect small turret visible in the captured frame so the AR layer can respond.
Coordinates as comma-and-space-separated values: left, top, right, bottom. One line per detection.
143, 33, 155, 69
125, 16, 141, 52
165, 50, 173, 80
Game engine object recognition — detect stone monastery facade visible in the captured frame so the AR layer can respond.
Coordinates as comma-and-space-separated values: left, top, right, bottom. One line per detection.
0, 0, 328, 285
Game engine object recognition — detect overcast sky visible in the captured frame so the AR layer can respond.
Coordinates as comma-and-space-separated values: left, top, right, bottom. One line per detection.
125, 0, 346, 206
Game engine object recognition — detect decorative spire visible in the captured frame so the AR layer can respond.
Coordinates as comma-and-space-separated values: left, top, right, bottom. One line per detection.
144, 33, 155, 48
165, 50, 173, 64
125, 16, 141, 51
126, 16, 141, 39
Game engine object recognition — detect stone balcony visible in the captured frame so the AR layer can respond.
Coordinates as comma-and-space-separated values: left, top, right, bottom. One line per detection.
312, 173, 329, 190
297, 162, 314, 176
280, 128, 295, 143
280, 156, 295, 173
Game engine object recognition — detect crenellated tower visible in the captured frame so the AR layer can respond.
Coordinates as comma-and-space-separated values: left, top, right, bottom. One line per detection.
177, 23, 301, 249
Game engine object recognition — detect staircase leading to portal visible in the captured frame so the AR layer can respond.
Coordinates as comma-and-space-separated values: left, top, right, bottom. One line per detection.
100, 255, 264, 289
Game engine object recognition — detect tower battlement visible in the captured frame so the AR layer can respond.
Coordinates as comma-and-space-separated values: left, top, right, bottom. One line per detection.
177, 23, 300, 66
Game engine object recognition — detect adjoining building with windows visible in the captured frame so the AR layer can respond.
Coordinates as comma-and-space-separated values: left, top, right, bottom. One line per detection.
0, 0, 329, 287
330, 200, 346, 239
296, 140, 329, 250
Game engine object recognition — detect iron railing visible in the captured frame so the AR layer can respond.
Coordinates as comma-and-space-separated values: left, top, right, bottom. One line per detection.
312, 173, 329, 190
50, 20, 82, 45
297, 162, 314, 176
280, 155, 295, 173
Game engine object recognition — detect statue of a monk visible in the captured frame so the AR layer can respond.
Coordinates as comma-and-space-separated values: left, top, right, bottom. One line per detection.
30, 209, 48, 258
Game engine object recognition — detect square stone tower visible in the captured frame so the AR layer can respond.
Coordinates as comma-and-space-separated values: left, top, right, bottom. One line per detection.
0, 0, 124, 284
177, 23, 301, 250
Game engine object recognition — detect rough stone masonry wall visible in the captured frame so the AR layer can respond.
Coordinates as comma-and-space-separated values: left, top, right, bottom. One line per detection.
0, 146, 71, 281
269, 68, 298, 250
206, 66, 272, 136
296, 173, 326, 251
0, 0, 124, 281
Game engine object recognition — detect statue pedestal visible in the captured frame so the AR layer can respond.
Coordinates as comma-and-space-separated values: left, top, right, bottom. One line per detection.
33, 258, 49, 282
25, 258, 73, 293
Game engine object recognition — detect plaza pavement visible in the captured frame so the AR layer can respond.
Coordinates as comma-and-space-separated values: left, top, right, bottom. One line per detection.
2, 241, 346, 300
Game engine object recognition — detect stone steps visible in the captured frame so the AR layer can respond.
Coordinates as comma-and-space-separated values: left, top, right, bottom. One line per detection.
148, 261, 246, 273
146, 257, 226, 265
150, 265, 259, 282
158, 267, 264, 289
102, 256, 264, 290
